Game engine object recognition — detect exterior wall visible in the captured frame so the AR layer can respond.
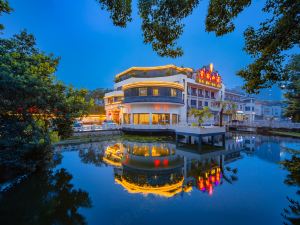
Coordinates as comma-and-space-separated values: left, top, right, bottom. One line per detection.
122, 103, 183, 125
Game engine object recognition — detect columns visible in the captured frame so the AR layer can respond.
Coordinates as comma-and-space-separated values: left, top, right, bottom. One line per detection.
198, 136, 202, 151
222, 134, 225, 147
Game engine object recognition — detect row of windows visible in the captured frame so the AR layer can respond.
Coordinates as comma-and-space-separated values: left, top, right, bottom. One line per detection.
189, 88, 215, 99
124, 87, 181, 98
123, 113, 179, 125
190, 100, 209, 107
106, 96, 123, 104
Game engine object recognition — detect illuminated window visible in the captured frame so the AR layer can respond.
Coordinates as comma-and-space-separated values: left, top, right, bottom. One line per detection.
172, 114, 178, 124
152, 88, 159, 96
139, 88, 147, 96
123, 113, 131, 124
133, 113, 150, 124
152, 113, 170, 125
171, 88, 177, 97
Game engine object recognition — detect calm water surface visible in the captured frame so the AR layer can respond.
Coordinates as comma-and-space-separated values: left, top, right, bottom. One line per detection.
1, 133, 299, 225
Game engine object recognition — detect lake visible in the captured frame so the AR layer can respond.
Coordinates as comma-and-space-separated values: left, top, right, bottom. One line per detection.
0, 133, 299, 225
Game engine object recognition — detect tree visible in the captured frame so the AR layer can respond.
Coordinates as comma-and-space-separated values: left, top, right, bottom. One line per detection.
215, 100, 236, 126
189, 106, 213, 126
0, 31, 93, 150
97, 0, 299, 92
0, 0, 12, 30
284, 55, 300, 122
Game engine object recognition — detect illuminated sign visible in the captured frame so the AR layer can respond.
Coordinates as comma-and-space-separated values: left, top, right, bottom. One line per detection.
196, 64, 222, 88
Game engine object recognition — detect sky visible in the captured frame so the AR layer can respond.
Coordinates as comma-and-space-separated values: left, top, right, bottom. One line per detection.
2, 0, 270, 91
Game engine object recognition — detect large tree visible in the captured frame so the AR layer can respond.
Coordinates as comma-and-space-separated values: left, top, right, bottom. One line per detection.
97, 0, 299, 93
0, 31, 92, 150
284, 55, 300, 122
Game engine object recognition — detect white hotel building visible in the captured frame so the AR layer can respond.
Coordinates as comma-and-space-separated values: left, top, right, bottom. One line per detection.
104, 64, 225, 128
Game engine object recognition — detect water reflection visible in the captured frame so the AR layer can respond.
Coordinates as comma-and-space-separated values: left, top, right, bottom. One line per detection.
0, 167, 92, 225
87, 139, 243, 198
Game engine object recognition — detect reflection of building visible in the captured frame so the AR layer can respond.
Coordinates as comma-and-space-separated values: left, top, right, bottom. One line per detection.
102, 143, 125, 167
114, 142, 185, 198
102, 140, 244, 197
104, 64, 224, 126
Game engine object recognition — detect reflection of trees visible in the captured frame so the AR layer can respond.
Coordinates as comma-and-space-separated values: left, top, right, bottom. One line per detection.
281, 155, 300, 225
79, 147, 104, 166
0, 168, 92, 225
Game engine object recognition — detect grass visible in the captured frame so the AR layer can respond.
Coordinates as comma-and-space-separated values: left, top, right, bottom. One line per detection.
269, 131, 300, 138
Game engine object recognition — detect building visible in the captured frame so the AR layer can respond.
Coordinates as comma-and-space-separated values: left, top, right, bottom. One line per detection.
104, 64, 224, 126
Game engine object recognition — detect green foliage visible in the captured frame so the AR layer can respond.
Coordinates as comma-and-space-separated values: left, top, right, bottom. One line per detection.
97, 0, 132, 27
0, 31, 93, 149
284, 55, 300, 122
189, 106, 213, 126
236, 0, 300, 93
138, 0, 199, 58
0, 0, 12, 30
97, 0, 299, 92
206, 0, 251, 36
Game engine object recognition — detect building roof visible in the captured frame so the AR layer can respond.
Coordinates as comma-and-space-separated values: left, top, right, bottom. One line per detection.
115, 64, 193, 79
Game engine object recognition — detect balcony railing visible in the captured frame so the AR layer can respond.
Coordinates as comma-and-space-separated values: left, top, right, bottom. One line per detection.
123, 96, 184, 104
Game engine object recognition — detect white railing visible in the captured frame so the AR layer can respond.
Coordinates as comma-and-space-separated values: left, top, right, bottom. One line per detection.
229, 120, 300, 129
74, 124, 120, 132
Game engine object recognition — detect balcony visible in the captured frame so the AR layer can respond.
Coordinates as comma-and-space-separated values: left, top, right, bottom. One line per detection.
123, 96, 184, 104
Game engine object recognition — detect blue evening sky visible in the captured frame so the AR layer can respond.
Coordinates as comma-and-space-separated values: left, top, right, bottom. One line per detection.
2, 0, 266, 90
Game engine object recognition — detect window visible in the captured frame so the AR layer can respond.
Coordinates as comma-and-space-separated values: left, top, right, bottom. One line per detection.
198, 101, 202, 108
171, 88, 177, 97
172, 114, 178, 125
133, 113, 150, 124
204, 101, 208, 106
198, 89, 203, 97
123, 113, 131, 124
139, 88, 147, 96
205, 90, 210, 98
152, 114, 170, 125
191, 88, 197, 96
152, 88, 159, 96
245, 106, 251, 111
211, 92, 215, 99
191, 100, 197, 107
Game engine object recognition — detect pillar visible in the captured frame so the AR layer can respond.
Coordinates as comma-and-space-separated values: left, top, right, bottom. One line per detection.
198, 136, 202, 151
211, 135, 215, 146
222, 134, 225, 147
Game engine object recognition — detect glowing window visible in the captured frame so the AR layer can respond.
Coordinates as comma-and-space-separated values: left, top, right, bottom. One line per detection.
139, 88, 147, 96
152, 88, 159, 96
171, 88, 177, 97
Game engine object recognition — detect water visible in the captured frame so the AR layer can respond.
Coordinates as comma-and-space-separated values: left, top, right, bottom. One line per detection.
0, 133, 299, 225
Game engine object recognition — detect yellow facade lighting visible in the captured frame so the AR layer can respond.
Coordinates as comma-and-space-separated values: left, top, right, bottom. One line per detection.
115, 64, 193, 79
122, 81, 184, 91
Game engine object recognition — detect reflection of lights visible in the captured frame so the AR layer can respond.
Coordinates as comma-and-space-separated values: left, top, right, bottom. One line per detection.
115, 177, 184, 198
154, 159, 160, 167
163, 159, 169, 167
197, 167, 221, 196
